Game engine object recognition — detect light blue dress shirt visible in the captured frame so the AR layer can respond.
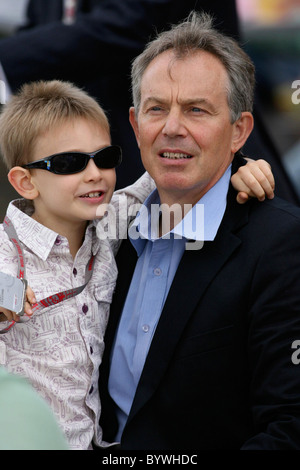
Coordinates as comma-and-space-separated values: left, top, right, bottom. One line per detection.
108, 165, 231, 441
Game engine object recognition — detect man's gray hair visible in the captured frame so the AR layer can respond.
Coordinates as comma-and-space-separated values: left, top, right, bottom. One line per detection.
131, 11, 255, 123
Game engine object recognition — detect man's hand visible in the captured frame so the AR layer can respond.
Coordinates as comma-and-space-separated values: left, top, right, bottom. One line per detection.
231, 159, 275, 204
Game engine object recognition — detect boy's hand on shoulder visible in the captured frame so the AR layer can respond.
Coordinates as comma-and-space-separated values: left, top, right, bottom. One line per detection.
231, 158, 275, 204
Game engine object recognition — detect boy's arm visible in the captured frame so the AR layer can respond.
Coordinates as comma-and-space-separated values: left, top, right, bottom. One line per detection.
108, 172, 155, 248
113, 171, 156, 204
94, 160, 275, 256
114, 159, 275, 207
93, 172, 155, 255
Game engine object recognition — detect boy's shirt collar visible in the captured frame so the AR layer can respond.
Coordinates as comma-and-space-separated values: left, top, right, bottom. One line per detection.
6, 199, 99, 261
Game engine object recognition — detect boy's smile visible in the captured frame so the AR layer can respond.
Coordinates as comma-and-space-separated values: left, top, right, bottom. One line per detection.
79, 189, 107, 204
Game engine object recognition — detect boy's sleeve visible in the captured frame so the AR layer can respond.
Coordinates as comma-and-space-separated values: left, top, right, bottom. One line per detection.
93, 172, 156, 255
113, 171, 155, 244
114, 171, 156, 204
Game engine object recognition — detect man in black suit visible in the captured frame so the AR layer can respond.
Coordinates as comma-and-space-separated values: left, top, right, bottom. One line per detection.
97, 11, 300, 450
0, 0, 298, 202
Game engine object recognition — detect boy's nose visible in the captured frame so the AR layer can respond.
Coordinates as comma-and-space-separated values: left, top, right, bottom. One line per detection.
83, 158, 103, 180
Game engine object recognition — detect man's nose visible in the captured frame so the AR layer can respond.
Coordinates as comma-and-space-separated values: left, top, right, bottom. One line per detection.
162, 109, 187, 137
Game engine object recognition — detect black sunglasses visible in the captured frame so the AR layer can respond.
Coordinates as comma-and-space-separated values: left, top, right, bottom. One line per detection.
23, 145, 122, 175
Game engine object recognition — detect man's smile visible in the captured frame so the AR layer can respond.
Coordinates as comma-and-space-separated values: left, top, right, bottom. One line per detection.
160, 152, 193, 159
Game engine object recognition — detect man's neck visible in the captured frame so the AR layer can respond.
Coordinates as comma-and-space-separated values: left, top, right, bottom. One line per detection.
157, 189, 205, 237
158, 204, 192, 237
155, 165, 232, 239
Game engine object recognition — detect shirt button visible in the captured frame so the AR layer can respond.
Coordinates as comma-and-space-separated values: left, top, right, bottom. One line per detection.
142, 324, 150, 333
153, 267, 162, 276
55, 236, 62, 245
82, 304, 88, 314
73, 268, 77, 276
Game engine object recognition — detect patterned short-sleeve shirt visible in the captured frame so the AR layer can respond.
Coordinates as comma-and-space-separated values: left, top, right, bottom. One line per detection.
0, 173, 155, 450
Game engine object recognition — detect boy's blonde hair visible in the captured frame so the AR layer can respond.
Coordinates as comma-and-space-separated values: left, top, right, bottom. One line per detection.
0, 80, 110, 170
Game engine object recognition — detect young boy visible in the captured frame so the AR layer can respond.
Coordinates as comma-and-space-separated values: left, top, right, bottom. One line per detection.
0, 80, 155, 450
0, 80, 273, 449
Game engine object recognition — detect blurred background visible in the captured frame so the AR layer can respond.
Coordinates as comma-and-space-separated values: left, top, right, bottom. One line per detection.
0, 0, 299, 220
0, 0, 28, 217
237, 0, 300, 198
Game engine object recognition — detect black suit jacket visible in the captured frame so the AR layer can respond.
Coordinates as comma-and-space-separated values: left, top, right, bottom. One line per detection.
0, 0, 298, 203
99, 155, 300, 450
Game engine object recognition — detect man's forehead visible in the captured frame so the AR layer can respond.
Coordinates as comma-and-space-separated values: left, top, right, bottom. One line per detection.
142, 48, 226, 75
140, 49, 229, 95
140, 60, 229, 108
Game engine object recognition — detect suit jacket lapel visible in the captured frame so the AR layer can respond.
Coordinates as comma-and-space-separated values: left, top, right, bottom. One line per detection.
103, 237, 138, 360
128, 159, 251, 421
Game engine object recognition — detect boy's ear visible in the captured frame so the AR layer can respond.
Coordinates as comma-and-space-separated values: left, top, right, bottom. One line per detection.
8, 167, 39, 200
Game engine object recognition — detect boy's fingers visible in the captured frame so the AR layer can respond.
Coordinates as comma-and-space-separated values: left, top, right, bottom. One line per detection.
26, 286, 36, 305
243, 157, 275, 191
0, 312, 10, 322
0, 308, 19, 322
24, 301, 33, 317
0, 308, 13, 321
0, 287, 36, 324
248, 161, 275, 199
236, 192, 250, 204
232, 172, 265, 200
232, 163, 275, 202
255, 159, 275, 188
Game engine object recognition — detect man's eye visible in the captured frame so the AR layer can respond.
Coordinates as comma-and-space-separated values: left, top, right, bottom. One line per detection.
150, 106, 163, 112
191, 107, 204, 113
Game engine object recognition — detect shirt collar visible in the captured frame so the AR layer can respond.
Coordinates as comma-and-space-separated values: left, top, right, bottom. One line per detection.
6, 199, 98, 260
129, 165, 231, 255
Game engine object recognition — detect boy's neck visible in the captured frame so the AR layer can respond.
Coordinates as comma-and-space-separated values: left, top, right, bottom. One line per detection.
31, 212, 88, 259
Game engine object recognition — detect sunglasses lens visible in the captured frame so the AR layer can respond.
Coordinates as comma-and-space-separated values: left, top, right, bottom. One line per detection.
94, 146, 122, 169
49, 146, 121, 174
52, 154, 85, 174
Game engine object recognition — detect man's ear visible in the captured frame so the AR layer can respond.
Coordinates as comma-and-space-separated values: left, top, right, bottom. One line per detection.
129, 107, 140, 148
8, 167, 39, 200
231, 112, 254, 154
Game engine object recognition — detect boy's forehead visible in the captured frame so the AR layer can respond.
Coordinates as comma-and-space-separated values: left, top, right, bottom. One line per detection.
31, 117, 111, 160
